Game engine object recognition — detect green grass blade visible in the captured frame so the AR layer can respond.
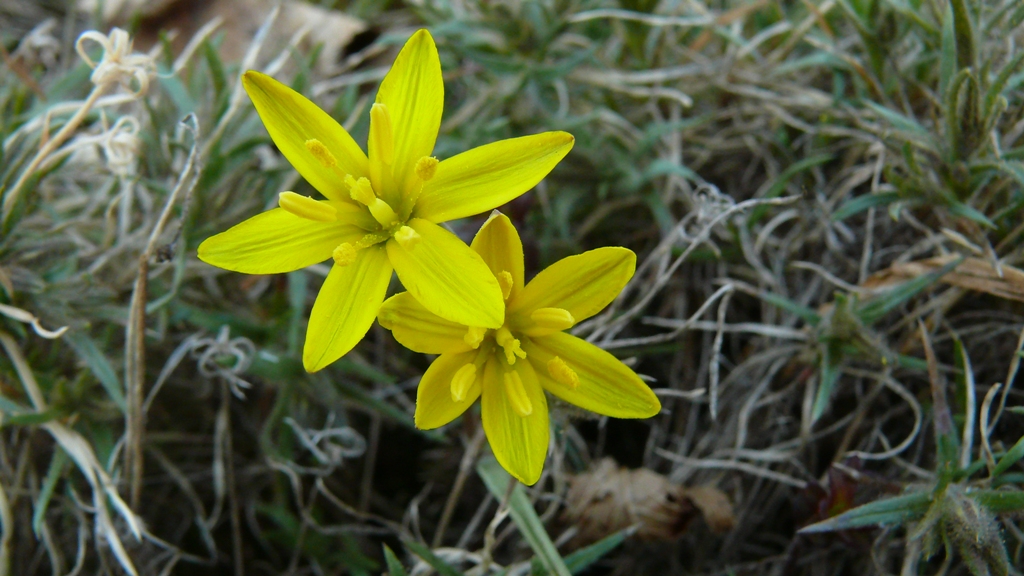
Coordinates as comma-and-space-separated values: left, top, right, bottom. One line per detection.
64, 332, 127, 412
477, 457, 572, 576
798, 492, 932, 533
32, 447, 67, 537
992, 435, 1024, 478
402, 540, 464, 576
382, 544, 409, 576
563, 528, 631, 574
856, 257, 962, 325
832, 191, 901, 221
969, 489, 1024, 513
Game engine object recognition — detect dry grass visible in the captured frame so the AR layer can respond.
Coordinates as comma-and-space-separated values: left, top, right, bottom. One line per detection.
2, 0, 1024, 574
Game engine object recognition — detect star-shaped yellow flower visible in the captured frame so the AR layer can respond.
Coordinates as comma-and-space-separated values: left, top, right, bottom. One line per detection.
198, 30, 573, 372
378, 212, 661, 485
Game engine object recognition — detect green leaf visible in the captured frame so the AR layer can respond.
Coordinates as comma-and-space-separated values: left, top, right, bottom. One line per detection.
477, 457, 572, 576
832, 192, 901, 221
992, 435, 1024, 478
749, 154, 833, 225
64, 332, 127, 412
862, 100, 933, 149
382, 544, 409, 576
798, 492, 932, 533
856, 257, 962, 325
939, 1, 957, 96
948, 201, 995, 229
970, 489, 1024, 513
402, 539, 464, 576
32, 448, 67, 537
812, 344, 842, 423
756, 291, 822, 326
563, 528, 631, 574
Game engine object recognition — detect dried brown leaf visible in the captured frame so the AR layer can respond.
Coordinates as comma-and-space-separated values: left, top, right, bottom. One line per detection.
863, 255, 1024, 303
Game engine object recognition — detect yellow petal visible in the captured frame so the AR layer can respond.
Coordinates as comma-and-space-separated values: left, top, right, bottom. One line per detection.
413, 132, 574, 223
243, 71, 368, 202
480, 356, 549, 485
414, 350, 481, 430
378, 292, 473, 355
470, 212, 525, 301
523, 332, 660, 419
198, 208, 360, 274
508, 247, 635, 328
303, 246, 392, 372
375, 29, 443, 201
387, 218, 504, 328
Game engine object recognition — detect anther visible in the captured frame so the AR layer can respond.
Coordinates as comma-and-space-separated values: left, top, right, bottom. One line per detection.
497, 271, 514, 300
503, 370, 533, 416
394, 226, 421, 249
547, 356, 579, 389
531, 308, 575, 332
464, 326, 486, 348
450, 364, 477, 402
495, 326, 527, 364
415, 156, 439, 181
305, 139, 337, 168
369, 103, 395, 166
333, 243, 357, 266
278, 191, 337, 222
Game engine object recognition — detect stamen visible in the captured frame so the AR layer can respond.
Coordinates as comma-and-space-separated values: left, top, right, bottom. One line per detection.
355, 232, 390, 248
305, 139, 337, 168
415, 156, 439, 181
497, 271, 514, 300
345, 174, 398, 226
450, 364, 477, 402
369, 103, 395, 166
495, 326, 527, 364
333, 243, 357, 266
278, 191, 337, 222
503, 370, 533, 417
464, 326, 486, 348
547, 356, 580, 389
394, 226, 421, 249
531, 308, 575, 332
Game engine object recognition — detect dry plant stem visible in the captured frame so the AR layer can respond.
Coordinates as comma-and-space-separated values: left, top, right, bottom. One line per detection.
433, 427, 487, 548
124, 115, 200, 509
0, 475, 11, 576
220, 381, 244, 576
477, 480, 516, 575
919, 321, 955, 441
1, 84, 107, 222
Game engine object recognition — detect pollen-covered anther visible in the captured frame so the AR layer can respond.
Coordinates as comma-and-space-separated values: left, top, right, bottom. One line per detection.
503, 370, 533, 417
464, 326, 486, 348
497, 271, 514, 300
547, 356, 580, 389
332, 243, 357, 266
531, 307, 575, 331
415, 156, 439, 181
370, 103, 395, 166
305, 138, 337, 168
345, 174, 398, 226
495, 326, 527, 364
450, 363, 477, 402
278, 191, 337, 222
394, 226, 421, 249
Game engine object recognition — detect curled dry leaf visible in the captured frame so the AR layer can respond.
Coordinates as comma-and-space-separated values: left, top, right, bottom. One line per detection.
562, 458, 735, 545
862, 255, 1024, 302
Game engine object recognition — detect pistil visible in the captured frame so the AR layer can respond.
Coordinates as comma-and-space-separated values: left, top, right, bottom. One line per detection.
495, 326, 527, 364
345, 175, 398, 227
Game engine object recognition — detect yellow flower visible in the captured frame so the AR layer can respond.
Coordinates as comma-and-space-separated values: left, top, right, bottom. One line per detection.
197, 30, 574, 372
378, 212, 661, 485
